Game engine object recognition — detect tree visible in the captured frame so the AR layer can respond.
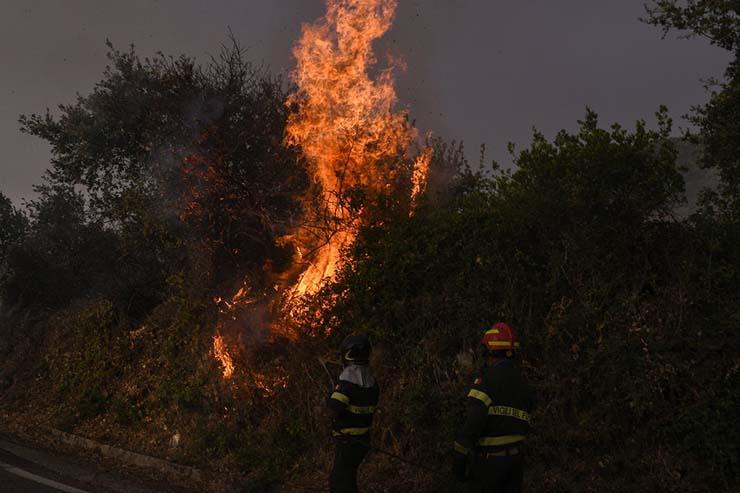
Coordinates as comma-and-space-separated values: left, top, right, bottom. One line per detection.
322, 109, 684, 347
14, 40, 307, 314
0, 192, 27, 306
645, 1, 740, 219
645, 1, 740, 51
0, 192, 26, 267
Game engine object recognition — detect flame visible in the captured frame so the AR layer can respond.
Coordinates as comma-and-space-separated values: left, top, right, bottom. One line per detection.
213, 333, 235, 379
285, 0, 424, 297
204, 0, 431, 381
291, 229, 353, 298
411, 147, 433, 204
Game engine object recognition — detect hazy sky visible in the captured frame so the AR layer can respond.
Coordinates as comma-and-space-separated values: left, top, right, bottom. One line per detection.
0, 0, 731, 205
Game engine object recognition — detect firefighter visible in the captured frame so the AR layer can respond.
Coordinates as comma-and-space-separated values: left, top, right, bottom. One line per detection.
453, 322, 535, 492
327, 334, 379, 493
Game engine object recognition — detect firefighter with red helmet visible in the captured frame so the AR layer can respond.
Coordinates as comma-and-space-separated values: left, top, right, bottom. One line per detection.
453, 322, 536, 492
327, 334, 379, 493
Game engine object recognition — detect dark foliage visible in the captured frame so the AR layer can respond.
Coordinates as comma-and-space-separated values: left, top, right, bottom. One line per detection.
646, 1, 740, 220
0, 191, 27, 267
1, 10, 739, 492
644, 1, 740, 51
4, 40, 306, 317
301, 110, 739, 491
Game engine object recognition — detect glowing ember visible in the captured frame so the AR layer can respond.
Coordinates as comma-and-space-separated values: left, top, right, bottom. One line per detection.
253, 372, 290, 396
215, 284, 253, 316
213, 333, 235, 379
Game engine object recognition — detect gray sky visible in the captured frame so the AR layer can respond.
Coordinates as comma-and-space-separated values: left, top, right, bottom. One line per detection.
0, 0, 731, 205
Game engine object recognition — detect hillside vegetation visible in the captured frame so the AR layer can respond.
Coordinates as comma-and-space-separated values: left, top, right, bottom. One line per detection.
1, 4, 739, 492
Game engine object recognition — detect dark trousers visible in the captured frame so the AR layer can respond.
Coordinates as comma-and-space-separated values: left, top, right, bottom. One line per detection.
468, 453, 524, 493
329, 439, 369, 493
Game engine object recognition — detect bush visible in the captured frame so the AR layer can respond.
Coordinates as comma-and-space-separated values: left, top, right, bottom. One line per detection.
293, 110, 740, 491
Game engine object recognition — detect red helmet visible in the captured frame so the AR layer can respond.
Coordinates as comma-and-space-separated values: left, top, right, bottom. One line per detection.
480, 322, 520, 355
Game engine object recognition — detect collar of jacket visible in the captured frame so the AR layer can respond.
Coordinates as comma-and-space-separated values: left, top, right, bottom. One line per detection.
340, 364, 376, 388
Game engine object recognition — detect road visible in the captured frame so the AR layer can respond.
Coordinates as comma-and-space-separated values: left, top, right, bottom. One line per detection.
0, 466, 66, 492
0, 436, 192, 493
0, 449, 93, 493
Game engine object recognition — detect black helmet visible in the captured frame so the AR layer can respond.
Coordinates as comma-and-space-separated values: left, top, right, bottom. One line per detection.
340, 334, 372, 364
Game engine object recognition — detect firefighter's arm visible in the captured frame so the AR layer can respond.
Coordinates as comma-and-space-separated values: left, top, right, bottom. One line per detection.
453, 384, 491, 480
327, 380, 352, 419
455, 385, 491, 452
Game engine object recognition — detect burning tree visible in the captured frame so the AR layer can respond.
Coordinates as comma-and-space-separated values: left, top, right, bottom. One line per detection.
17, 40, 307, 320
284, 0, 430, 298
207, 0, 431, 379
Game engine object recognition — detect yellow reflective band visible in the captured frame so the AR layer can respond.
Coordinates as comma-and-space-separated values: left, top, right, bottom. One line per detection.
485, 341, 521, 348
348, 405, 376, 414
477, 435, 525, 446
485, 329, 500, 335
489, 406, 530, 422
334, 427, 371, 436
453, 441, 470, 455
467, 389, 493, 407
330, 392, 350, 405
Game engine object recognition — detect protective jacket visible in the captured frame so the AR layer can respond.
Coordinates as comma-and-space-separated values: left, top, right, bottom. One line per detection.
454, 358, 535, 491
328, 364, 379, 493
328, 364, 379, 438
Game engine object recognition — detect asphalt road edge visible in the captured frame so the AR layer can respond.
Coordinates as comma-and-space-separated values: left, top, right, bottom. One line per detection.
48, 429, 205, 485
0, 429, 217, 492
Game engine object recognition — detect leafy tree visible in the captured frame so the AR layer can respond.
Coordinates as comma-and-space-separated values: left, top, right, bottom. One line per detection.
645, 1, 740, 50
0, 192, 27, 308
322, 109, 684, 348
12, 40, 307, 314
1, 184, 121, 311
645, 1, 740, 219
0, 192, 26, 267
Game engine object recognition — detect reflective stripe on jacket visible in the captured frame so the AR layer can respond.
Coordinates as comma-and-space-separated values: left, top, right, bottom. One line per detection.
454, 359, 535, 455
328, 364, 379, 438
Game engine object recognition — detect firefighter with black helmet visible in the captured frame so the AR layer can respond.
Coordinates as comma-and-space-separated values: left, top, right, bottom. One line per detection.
327, 334, 379, 493
453, 322, 536, 492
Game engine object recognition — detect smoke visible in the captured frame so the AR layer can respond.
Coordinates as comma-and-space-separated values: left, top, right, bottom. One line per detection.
219, 297, 272, 351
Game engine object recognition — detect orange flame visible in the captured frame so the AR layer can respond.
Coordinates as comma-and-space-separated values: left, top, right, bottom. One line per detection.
285, 0, 425, 297
213, 333, 235, 379
207, 0, 431, 381
411, 147, 433, 204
